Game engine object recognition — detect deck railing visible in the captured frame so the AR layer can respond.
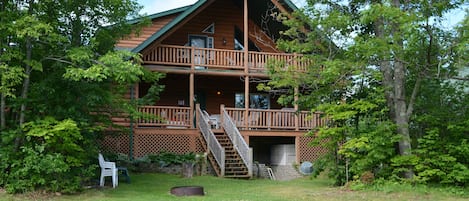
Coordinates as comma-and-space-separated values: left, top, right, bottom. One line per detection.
224, 107, 325, 130
134, 105, 325, 130
197, 107, 225, 176
142, 45, 310, 72
137, 106, 191, 128
221, 107, 253, 176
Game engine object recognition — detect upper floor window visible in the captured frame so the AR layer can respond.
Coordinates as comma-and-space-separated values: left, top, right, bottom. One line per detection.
202, 23, 215, 34
235, 93, 270, 109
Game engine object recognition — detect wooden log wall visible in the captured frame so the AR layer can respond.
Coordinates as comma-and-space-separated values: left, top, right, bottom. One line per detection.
116, 14, 179, 49
161, 0, 279, 53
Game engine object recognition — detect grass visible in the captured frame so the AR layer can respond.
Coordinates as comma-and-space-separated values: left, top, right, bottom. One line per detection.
1, 173, 468, 201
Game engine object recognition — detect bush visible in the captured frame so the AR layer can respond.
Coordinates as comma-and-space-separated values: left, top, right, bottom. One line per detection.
0, 117, 96, 193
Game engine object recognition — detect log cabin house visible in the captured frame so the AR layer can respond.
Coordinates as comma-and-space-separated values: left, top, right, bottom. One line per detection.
102, 0, 327, 179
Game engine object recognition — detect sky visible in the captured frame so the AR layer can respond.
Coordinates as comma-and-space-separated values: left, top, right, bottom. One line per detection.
136, 0, 466, 28
137, 0, 306, 14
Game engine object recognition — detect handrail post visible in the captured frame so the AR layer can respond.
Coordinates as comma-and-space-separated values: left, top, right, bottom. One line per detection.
196, 104, 200, 129
294, 87, 299, 131
248, 148, 253, 177
220, 104, 225, 127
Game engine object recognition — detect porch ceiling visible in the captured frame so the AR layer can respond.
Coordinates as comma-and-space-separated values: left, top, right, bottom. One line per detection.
144, 64, 270, 78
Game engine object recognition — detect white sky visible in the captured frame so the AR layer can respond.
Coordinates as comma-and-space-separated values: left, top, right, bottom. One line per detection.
136, 0, 466, 28
137, 0, 306, 14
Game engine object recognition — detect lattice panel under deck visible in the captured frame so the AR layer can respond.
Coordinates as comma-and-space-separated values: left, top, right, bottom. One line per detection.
133, 133, 202, 158
99, 134, 130, 155
298, 136, 329, 162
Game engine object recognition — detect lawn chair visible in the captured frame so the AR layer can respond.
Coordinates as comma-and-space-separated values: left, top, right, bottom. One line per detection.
98, 153, 118, 188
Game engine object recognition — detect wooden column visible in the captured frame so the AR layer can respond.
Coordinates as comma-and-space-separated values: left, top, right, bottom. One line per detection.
190, 73, 194, 128
190, 46, 195, 128
244, 77, 249, 128
294, 86, 299, 131
220, 104, 225, 126
295, 136, 300, 164
243, 0, 249, 128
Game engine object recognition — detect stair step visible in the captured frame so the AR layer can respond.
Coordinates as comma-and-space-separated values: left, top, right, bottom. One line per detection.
225, 163, 245, 166
226, 168, 247, 171
224, 175, 250, 178
225, 172, 249, 176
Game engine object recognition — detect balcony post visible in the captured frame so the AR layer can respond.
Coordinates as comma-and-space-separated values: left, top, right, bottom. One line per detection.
190, 73, 194, 128
190, 46, 195, 128
196, 103, 200, 129
295, 136, 300, 164
220, 104, 225, 126
244, 0, 249, 129
294, 86, 299, 131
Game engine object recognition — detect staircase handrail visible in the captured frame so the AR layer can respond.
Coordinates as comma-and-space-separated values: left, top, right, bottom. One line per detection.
222, 109, 253, 177
197, 107, 225, 176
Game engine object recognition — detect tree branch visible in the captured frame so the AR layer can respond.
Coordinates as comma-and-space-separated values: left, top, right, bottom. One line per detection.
406, 76, 421, 119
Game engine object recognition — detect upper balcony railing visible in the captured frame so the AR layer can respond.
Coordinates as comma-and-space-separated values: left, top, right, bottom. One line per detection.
142, 45, 311, 73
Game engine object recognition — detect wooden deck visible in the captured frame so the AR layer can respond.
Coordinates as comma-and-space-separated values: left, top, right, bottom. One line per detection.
136, 105, 325, 131
141, 45, 312, 73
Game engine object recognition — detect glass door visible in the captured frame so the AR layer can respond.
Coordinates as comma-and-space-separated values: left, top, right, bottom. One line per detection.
189, 35, 207, 68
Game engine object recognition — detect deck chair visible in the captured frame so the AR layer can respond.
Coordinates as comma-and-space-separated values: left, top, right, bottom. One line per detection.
98, 153, 118, 188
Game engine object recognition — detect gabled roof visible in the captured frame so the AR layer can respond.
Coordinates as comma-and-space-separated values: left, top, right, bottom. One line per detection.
130, 0, 299, 53
126, 5, 191, 25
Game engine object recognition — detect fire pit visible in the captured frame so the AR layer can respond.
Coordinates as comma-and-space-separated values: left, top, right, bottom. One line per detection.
170, 186, 204, 196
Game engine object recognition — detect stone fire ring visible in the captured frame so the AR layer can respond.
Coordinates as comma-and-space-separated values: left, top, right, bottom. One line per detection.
170, 186, 204, 196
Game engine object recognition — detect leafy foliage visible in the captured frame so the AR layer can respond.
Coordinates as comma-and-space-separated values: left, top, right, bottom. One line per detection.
0, 0, 164, 194
2, 118, 96, 193
266, 0, 469, 186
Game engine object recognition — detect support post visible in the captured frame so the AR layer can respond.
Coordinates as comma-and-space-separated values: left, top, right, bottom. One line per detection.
190, 73, 194, 128
220, 104, 225, 126
129, 85, 135, 160
244, 77, 249, 129
294, 86, 299, 131
196, 104, 200, 129
295, 136, 300, 164
244, 0, 249, 129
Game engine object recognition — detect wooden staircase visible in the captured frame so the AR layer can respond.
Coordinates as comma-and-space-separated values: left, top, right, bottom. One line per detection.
214, 131, 250, 178
197, 106, 251, 179
201, 129, 250, 179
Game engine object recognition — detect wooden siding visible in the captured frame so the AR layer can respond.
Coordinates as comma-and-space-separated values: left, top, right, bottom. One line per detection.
116, 14, 178, 49
158, 0, 278, 53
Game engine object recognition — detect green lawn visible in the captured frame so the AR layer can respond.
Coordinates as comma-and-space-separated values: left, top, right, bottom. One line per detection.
1, 173, 468, 201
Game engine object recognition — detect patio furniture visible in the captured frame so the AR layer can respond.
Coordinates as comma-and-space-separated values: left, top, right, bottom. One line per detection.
98, 153, 118, 188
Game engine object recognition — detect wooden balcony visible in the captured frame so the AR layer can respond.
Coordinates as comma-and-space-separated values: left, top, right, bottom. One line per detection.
142, 45, 311, 73
137, 106, 192, 128
223, 107, 325, 131
135, 105, 325, 131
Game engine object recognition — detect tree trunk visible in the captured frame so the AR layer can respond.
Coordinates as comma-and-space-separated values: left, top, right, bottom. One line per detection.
394, 60, 414, 179
391, 0, 414, 179
373, 0, 414, 179
14, 0, 34, 150
182, 162, 195, 178
1, 93, 5, 130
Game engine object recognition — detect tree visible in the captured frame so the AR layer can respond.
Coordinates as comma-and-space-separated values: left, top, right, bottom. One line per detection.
264, 0, 468, 184
0, 0, 164, 193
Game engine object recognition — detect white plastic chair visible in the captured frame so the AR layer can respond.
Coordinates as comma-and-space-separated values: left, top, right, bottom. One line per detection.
98, 153, 118, 188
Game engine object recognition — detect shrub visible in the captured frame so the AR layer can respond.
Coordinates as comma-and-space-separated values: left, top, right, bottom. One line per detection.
1, 117, 96, 193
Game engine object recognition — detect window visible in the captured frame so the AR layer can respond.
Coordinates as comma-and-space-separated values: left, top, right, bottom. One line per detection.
234, 38, 244, 50
207, 37, 214, 48
202, 23, 215, 34
235, 93, 270, 109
